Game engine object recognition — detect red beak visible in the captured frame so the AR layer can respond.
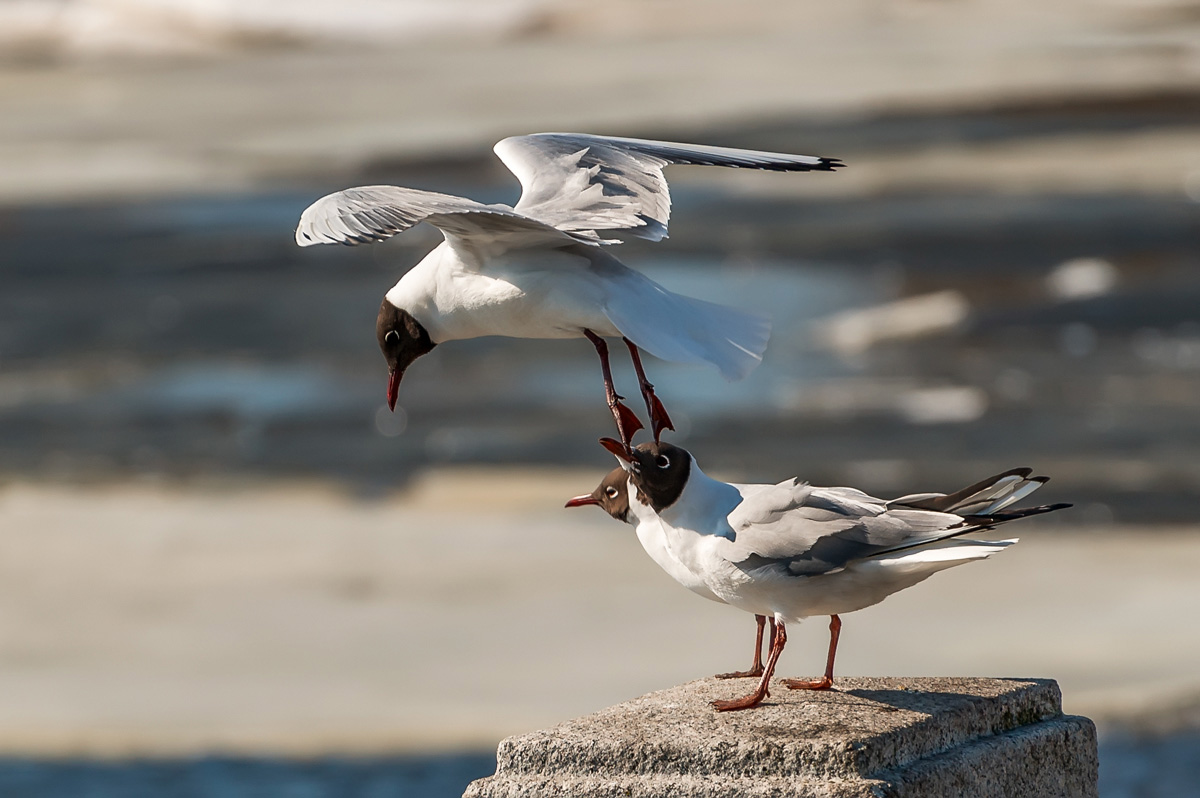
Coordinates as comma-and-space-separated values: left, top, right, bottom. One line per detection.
386, 369, 402, 411
599, 437, 633, 462
564, 494, 601, 508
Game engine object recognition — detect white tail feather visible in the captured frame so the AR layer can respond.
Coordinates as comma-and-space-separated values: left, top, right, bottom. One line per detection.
604, 276, 771, 381
876, 538, 1018, 567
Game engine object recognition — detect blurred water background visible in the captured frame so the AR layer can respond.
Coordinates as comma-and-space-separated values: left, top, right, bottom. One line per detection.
2, 0, 1200, 795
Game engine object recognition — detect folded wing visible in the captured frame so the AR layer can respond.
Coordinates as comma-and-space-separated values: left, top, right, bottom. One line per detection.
726, 474, 1066, 578
494, 133, 843, 243
726, 482, 964, 576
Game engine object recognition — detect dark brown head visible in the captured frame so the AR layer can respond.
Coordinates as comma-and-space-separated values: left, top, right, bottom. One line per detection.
564, 467, 631, 523
376, 300, 436, 411
598, 438, 691, 513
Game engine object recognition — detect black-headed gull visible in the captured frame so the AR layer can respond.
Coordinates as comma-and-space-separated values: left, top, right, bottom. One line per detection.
565, 469, 774, 680
295, 133, 842, 448
591, 439, 1068, 712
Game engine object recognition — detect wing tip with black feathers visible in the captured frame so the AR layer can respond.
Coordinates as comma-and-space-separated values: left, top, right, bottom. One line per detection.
967, 502, 1073, 526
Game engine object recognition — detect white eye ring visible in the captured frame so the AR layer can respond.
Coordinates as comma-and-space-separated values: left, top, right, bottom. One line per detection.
605, 486, 618, 499
384, 330, 400, 344
656, 455, 670, 469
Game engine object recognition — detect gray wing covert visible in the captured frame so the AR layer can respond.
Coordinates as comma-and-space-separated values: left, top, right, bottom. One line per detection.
725, 482, 966, 577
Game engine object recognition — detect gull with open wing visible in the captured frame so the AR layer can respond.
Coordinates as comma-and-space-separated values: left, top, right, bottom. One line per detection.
296, 133, 842, 449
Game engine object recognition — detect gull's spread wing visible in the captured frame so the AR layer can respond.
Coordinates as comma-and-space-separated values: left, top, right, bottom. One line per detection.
295, 185, 599, 250
493, 133, 843, 242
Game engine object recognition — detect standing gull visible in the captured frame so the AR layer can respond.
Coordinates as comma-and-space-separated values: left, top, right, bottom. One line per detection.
295, 133, 842, 448
587, 439, 1068, 711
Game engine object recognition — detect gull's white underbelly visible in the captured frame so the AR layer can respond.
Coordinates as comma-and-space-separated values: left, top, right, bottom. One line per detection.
384, 240, 770, 381
390, 245, 623, 343
697, 540, 1010, 625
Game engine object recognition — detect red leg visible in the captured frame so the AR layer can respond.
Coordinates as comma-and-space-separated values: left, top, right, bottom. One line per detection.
783, 615, 841, 691
712, 621, 787, 712
584, 330, 643, 449
715, 615, 766, 679
623, 339, 674, 443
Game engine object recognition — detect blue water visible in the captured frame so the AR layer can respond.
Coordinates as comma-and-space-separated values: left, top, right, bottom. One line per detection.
0, 734, 1194, 797
1098, 731, 1200, 798
5, 188, 1200, 517
0, 754, 496, 798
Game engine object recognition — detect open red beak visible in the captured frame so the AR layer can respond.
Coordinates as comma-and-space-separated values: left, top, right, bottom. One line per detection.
564, 494, 600, 508
386, 369, 402, 411
599, 437, 633, 462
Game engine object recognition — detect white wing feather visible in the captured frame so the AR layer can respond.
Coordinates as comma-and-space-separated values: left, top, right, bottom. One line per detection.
493, 133, 842, 242
295, 185, 598, 249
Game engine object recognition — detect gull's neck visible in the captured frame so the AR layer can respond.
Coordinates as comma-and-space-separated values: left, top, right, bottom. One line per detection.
658, 462, 741, 542
383, 244, 458, 342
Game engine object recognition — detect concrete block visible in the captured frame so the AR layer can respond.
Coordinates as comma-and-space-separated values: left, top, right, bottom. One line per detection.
464, 677, 1097, 797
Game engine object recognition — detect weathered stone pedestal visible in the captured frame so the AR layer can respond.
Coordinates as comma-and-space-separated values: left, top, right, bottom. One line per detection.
464, 677, 1097, 797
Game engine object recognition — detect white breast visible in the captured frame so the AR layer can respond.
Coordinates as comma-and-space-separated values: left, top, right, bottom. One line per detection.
633, 515, 723, 604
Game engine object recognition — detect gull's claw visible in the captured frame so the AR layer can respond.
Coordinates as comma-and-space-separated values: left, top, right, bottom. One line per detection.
648, 393, 674, 443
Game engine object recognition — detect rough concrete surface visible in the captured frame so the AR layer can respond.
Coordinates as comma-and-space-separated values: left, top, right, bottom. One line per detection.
465, 677, 1097, 797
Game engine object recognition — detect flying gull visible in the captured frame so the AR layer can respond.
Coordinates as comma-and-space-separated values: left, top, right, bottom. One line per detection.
296, 133, 842, 449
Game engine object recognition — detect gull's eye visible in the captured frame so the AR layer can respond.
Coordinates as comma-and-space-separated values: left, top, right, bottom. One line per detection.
384, 330, 400, 344
605, 486, 619, 499
655, 455, 670, 469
